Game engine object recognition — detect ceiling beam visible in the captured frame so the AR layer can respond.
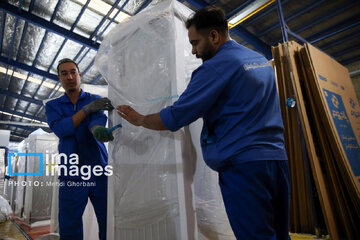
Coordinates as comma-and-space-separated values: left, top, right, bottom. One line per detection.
10, 132, 27, 139
0, 123, 37, 132
230, 28, 272, 59
340, 55, 360, 66
0, 90, 43, 105
260, 0, 327, 37
320, 31, 360, 51
181, 0, 206, 9
0, 120, 48, 128
0, 55, 59, 82
350, 69, 360, 78
0, 107, 46, 122
290, 3, 356, 40
0, 1, 100, 51
309, 19, 360, 44
270, 2, 357, 46
9, 137, 22, 142
332, 45, 360, 58
242, 0, 291, 27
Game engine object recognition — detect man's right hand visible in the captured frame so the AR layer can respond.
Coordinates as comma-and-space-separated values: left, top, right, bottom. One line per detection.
116, 105, 144, 126
83, 97, 114, 115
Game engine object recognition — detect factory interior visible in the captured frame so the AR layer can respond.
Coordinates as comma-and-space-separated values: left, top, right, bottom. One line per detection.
0, 0, 359, 239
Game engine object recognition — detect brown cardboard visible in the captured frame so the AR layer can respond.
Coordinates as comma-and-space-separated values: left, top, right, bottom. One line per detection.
273, 41, 360, 239
272, 43, 321, 234
303, 43, 360, 198
282, 41, 339, 239
300, 46, 356, 239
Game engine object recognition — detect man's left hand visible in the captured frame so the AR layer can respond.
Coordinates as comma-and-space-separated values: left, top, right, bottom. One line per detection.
91, 125, 114, 142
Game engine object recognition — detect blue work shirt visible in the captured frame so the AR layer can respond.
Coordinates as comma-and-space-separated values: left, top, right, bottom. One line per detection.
45, 90, 108, 180
160, 40, 287, 171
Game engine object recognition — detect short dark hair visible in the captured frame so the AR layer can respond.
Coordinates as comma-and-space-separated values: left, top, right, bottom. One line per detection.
57, 58, 80, 75
185, 6, 228, 34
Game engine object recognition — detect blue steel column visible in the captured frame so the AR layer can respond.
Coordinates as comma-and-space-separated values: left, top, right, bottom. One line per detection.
261, 0, 326, 37
276, 0, 288, 42
271, 2, 357, 45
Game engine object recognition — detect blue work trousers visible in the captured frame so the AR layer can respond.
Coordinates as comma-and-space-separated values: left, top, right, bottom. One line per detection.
219, 160, 291, 240
59, 175, 107, 240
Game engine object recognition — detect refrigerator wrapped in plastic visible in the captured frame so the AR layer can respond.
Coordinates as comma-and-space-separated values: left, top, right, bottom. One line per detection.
21, 129, 59, 225
95, 0, 234, 239
13, 140, 26, 216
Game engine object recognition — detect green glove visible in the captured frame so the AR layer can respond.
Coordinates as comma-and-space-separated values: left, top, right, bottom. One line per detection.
91, 125, 114, 142
83, 97, 114, 115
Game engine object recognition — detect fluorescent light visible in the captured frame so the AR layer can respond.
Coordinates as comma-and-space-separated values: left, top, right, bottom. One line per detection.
0, 66, 65, 92
0, 121, 49, 128
71, 0, 130, 24
0, 111, 48, 125
228, 0, 275, 29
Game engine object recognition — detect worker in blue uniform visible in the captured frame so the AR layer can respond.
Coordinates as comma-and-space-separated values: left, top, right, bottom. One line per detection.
45, 58, 114, 240
116, 6, 290, 240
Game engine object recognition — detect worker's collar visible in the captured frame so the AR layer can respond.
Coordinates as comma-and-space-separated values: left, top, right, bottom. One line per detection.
218, 40, 235, 52
60, 89, 86, 103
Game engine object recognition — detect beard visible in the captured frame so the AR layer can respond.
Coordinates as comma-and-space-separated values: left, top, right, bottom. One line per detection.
199, 42, 216, 62
67, 87, 78, 93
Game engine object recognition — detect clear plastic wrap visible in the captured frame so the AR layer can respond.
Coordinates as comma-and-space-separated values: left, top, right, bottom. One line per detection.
50, 172, 59, 233
22, 130, 59, 225
0, 194, 12, 223
13, 140, 26, 216
0, 148, 6, 197
95, 0, 234, 239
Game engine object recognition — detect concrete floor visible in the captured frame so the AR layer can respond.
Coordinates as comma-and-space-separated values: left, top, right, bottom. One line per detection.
0, 219, 27, 240
0, 218, 328, 240
290, 232, 328, 240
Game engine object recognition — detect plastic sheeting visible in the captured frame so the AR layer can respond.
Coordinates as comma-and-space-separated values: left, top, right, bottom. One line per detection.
13, 140, 26, 216
8, 129, 59, 225
0, 130, 10, 146
23, 131, 58, 224
80, 83, 108, 97
0, 194, 12, 223
0, 148, 6, 196
95, 0, 234, 239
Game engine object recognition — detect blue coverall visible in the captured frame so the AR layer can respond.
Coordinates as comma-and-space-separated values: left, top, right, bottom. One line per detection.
45, 90, 108, 240
160, 40, 290, 239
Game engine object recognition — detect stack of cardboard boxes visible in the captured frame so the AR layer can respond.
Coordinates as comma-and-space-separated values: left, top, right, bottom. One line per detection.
273, 41, 360, 239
